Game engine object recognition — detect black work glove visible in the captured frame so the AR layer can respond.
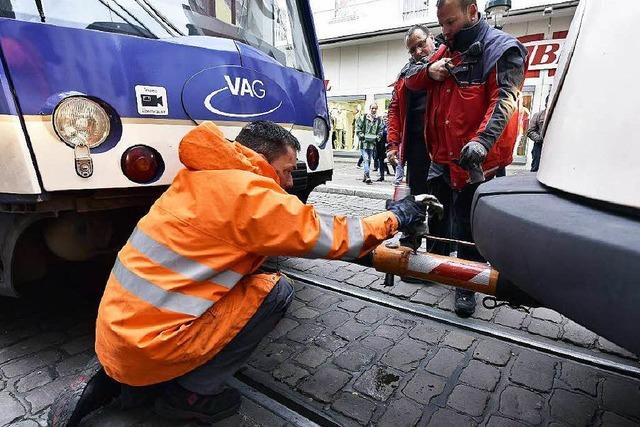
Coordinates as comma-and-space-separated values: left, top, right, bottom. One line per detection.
458, 141, 488, 170
385, 195, 426, 233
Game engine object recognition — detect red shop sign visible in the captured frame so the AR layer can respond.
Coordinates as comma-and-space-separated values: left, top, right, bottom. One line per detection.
524, 39, 565, 70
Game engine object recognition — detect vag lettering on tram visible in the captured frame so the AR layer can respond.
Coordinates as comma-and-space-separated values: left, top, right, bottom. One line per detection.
0, 0, 332, 296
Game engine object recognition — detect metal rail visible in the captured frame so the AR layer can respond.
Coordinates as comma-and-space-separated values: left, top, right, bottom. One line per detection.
275, 267, 640, 379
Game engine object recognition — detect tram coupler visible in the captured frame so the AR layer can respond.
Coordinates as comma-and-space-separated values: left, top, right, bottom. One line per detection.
355, 244, 540, 309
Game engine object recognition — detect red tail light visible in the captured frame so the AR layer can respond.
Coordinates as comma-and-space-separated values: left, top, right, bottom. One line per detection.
306, 145, 319, 171
121, 145, 164, 184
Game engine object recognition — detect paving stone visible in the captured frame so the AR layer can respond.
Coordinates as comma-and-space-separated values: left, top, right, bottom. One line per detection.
381, 338, 429, 372
294, 345, 331, 368
472, 303, 495, 321
316, 310, 351, 329
331, 393, 377, 425
346, 273, 380, 288
526, 318, 561, 339
600, 412, 639, 427
16, 369, 54, 393
314, 333, 348, 352
561, 321, 598, 347
1, 350, 62, 378
601, 377, 640, 420
447, 384, 490, 417
55, 352, 93, 377
410, 289, 442, 306
267, 318, 299, 340
509, 351, 558, 392
298, 367, 351, 403
338, 300, 366, 312
428, 408, 475, 427
531, 307, 563, 323
308, 265, 339, 279
499, 386, 544, 425
308, 294, 342, 311
384, 316, 417, 329
373, 324, 404, 341
402, 370, 445, 403
559, 361, 599, 396
436, 296, 456, 312
290, 307, 320, 319
287, 258, 318, 272
486, 415, 528, 427
10, 421, 39, 427
325, 268, 356, 282
272, 362, 309, 387
0, 392, 26, 425
334, 344, 376, 371
0, 333, 65, 364
355, 306, 388, 324
425, 348, 465, 377
334, 320, 369, 341
493, 307, 527, 329
60, 335, 94, 356
25, 376, 74, 413
286, 324, 325, 344
360, 335, 394, 352
459, 360, 501, 391
295, 287, 323, 302
596, 338, 638, 360
549, 389, 597, 427
241, 398, 288, 427
353, 365, 402, 401
377, 398, 423, 427
249, 342, 296, 371
388, 281, 421, 298
408, 324, 445, 344
442, 331, 475, 351
288, 299, 305, 312
473, 340, 512, 366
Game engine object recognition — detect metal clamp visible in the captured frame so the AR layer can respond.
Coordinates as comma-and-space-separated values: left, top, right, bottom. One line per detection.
73, 141, 93, 178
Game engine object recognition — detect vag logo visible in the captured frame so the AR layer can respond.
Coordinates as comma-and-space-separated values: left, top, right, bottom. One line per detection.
204, 75, 282, 118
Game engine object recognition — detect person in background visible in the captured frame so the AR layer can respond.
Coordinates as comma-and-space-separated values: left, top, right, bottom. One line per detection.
357, 103, 384, 184
528, 95, 548, 172
375, 115, 392, 181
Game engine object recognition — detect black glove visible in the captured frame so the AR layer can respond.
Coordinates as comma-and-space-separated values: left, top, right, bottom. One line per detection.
385, 195, 426, 232
458, 141, 488, 170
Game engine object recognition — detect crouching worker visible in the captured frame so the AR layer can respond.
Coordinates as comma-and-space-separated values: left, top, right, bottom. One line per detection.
54, 120, 426, 425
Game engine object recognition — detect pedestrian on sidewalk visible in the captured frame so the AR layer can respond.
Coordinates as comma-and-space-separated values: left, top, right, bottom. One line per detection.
75, 120, 426, 425
375, 116, 392, 181
404, 0, 527, 317
357, 103, 384, 184
528, 95, 548, 172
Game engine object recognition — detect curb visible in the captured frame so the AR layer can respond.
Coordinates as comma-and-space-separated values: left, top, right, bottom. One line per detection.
313, 184, 393, 200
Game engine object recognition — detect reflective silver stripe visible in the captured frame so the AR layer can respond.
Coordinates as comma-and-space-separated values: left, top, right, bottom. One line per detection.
343, 217, 364, 260
113, 258, 213, 317
129, 227, 241, 289
307, 212, 334, 258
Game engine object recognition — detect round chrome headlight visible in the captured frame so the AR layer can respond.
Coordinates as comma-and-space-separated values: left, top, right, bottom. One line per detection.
313, 116, 329, 146
53, 97, 110, 148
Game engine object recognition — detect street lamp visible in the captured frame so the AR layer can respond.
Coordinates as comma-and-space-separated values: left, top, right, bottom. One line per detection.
485, 0, 511, 29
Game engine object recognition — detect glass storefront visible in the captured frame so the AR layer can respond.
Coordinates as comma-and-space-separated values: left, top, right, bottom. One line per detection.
328, 96, 365, 151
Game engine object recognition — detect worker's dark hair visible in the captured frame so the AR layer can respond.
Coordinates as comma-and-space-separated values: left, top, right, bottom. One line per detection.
405, 24, 431, 40
236, 120, 300, 162
436, 0, 477, 9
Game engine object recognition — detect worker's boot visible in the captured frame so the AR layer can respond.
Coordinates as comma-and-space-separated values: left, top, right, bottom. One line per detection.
454, 288, 476, 317
154, 382, 241, 423
48, 356, 120, 426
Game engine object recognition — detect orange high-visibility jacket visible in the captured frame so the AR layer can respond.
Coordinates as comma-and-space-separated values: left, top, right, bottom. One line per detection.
95, 122, 398, 385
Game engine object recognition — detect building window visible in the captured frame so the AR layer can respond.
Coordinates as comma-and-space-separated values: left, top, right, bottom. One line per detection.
403, 0, 429, 21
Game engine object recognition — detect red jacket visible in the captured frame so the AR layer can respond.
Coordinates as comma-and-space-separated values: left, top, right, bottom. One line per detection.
405, 19, 527, 189
387, 78, 407, 162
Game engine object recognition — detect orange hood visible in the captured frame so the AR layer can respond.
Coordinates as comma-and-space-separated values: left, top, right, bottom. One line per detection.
178, 121, 280, 184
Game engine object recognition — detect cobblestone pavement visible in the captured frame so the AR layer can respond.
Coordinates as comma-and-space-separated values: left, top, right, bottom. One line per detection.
0, 177, 638, 425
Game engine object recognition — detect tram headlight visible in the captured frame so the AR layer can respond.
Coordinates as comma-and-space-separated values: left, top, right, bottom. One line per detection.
313, 116, 329, 146
53, 97, 110, 148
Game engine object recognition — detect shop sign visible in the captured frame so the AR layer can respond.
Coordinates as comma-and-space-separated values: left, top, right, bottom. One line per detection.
525, 39, 565, 71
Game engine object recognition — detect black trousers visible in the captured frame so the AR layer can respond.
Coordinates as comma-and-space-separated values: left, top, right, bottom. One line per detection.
531, 142, 542, 172
405, 129, 430, 195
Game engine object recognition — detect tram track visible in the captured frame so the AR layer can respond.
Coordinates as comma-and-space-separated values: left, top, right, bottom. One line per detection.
271, 266, 640, 380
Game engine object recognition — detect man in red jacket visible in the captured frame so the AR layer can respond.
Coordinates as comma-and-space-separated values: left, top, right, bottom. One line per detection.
387, 24, 436, 195
405, 0, 527, 317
